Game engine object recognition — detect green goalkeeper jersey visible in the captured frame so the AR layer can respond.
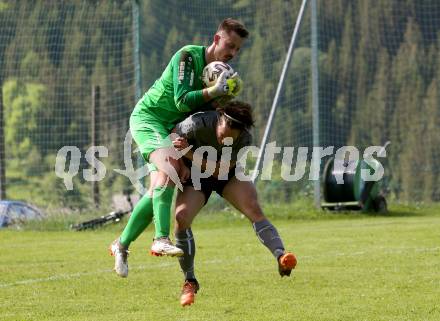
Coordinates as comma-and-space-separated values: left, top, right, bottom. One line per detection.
134, 45, 207, 125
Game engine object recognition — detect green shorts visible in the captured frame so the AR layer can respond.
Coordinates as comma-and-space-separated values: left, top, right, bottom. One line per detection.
130, 110, 174, 163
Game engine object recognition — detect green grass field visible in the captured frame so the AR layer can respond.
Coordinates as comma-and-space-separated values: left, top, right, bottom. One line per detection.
1, 204, 440, 321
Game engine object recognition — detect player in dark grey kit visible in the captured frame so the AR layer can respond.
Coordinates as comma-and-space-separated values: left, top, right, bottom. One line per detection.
171, 101, 297, 306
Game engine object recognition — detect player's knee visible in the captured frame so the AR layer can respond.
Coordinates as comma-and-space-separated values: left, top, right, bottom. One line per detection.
152, 169, 181, 188
167, 157, 180, 170
175, 209, 191, 229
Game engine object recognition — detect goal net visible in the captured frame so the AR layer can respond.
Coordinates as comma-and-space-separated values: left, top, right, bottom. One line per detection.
1, 0, 439, 211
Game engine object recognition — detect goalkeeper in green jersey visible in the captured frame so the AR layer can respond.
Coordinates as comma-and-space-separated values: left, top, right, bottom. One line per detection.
110, 19, 249, 277
171, 101, 297, 306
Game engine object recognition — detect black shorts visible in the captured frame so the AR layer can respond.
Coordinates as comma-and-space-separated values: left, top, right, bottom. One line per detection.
183, 166, 236, 204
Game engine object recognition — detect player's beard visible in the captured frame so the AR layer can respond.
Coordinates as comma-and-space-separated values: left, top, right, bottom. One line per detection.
223, 55, 232, 62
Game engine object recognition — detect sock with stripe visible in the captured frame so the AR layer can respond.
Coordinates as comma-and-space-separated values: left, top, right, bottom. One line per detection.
175, 228, 196, 280
253, 219, 285, 259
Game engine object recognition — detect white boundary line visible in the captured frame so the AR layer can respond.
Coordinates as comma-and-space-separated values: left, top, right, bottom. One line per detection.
0, 259, 225, 289
1, 247, 439, 288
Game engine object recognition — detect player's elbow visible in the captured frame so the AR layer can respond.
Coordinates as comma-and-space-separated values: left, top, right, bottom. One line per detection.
175, 96, 192, 112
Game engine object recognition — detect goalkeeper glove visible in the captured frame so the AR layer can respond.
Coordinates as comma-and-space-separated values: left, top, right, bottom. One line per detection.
206, 71, 230, 98
226, 72, 243, 96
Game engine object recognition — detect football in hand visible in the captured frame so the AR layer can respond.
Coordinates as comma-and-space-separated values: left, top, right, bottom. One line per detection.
202, 61, 235, 88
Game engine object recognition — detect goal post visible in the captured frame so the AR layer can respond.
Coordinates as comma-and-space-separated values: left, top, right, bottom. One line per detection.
251, 0, 309, 184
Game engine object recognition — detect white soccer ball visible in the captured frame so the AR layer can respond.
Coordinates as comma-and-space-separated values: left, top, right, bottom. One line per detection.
202, 61, 234, 88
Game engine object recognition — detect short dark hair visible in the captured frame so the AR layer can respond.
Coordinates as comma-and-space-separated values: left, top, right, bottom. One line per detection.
217, 100, 254, 130
217, 18, 249, 39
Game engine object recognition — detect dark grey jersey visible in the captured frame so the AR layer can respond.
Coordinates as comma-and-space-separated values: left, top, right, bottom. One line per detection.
174, 111, 252, 162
